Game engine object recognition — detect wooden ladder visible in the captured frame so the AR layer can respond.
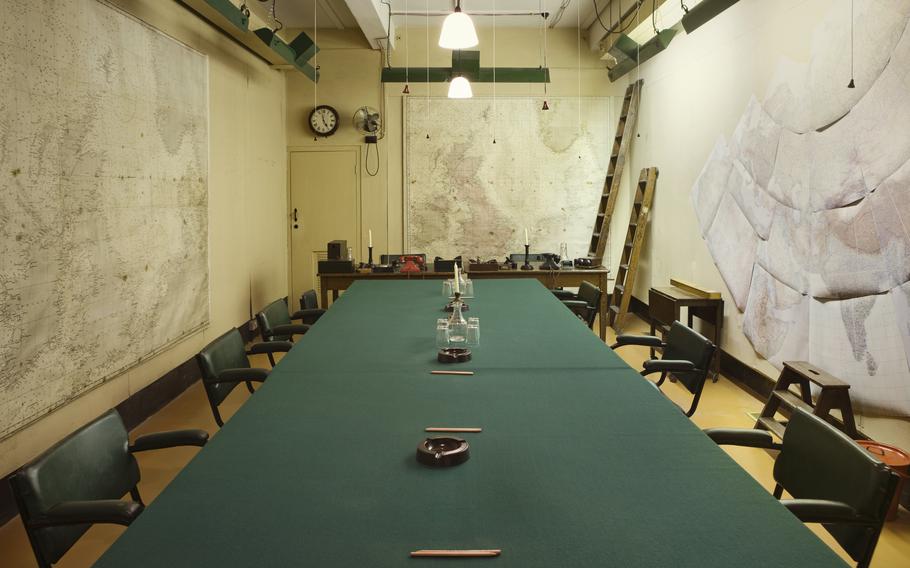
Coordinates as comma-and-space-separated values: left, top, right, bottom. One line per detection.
587, 79, 644, 263
756, 361, 859, 439
607, 167, 658, 330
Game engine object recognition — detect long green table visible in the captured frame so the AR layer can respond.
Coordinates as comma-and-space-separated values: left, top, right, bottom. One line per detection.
95, 280, 846, 567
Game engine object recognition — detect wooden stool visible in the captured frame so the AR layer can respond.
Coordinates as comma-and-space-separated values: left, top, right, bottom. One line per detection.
756, 361, 858, 439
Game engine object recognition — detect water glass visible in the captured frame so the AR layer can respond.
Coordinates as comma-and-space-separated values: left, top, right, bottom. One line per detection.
436, 319, 450, 349
467, 317, 480, 346
442, 280, 453, 298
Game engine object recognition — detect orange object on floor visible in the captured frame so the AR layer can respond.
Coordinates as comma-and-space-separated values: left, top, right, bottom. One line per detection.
855, 440, 910, 521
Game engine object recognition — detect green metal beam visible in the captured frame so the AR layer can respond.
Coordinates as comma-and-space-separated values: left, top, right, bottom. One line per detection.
681, 0, 741, 33
608, 29, 677, 82
254, 28, 320, 82
202, 0, 249, 31
381, 50, 549, 84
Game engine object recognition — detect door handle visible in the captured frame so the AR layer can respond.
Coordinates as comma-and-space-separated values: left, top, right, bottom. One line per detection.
293, 208, 299, 229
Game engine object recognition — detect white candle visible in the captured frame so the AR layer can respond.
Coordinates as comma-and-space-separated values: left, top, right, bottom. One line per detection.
454, 265, 460, 294
368, 229, 373, 248
524, 228, 529, 246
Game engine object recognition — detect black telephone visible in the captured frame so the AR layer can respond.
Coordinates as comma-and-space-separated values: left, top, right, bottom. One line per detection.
539, 253, 561, 271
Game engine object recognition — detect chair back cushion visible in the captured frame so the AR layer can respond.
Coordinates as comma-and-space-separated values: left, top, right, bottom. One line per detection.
257, 299, 292, 341
577, 281, 602, 308
11, 410, 139, 564
300, 289, 319, 310
775, 409, 897, 562
196, 328, 250, 407
662, 321, 715, 394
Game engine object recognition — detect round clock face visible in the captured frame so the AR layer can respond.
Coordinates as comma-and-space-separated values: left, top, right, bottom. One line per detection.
309, 105, 339, 136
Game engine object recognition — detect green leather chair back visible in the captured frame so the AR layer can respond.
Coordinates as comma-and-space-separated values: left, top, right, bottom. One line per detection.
661, 321, 714, 395
257, 299, 292, 341
300, 289, 319, 310
775, 409, 897, 565
196, 328, 250, 411
10, 410, 139, 566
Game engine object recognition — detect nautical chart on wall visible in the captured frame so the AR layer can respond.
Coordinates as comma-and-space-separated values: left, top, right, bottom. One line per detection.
405, 97, 612, 261
692, 0, 910, 416
0, 0, 209, 439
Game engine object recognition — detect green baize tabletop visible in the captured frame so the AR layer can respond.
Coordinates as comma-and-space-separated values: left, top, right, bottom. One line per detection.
94, 279, 847, 567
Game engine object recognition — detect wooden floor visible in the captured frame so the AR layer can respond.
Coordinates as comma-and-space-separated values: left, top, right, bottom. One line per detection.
1, 315, 908, 567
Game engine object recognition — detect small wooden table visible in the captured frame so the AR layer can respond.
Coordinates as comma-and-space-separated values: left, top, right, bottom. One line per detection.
319, 268, 611, 340
648, 286, 724, 379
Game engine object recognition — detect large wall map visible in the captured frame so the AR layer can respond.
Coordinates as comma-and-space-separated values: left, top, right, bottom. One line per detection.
692, 0, 910, 416
0, 0, 209, 438
406, 97, 611, 261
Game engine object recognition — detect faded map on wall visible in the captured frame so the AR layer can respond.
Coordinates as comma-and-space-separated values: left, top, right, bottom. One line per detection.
0, 0, 209, 438
692, 0, 910, 416
406, 97, 611, 260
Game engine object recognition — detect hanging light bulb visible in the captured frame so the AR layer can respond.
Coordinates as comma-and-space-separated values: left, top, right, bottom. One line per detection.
439, 1, 478, 49
448, 75, 473, 99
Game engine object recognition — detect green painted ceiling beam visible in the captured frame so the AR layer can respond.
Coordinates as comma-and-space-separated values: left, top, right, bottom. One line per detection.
382, 50, 549, 84
608, 29, 677, 82
682, 0, 741, 33
202, 0, 249, 31
253, 28, 320, 82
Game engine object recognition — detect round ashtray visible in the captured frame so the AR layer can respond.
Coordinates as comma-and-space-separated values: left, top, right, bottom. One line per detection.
438, 348, 472, 363
416, 437, 470, 467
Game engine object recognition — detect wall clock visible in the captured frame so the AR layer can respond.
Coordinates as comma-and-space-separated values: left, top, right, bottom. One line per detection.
309, 105, 339, 137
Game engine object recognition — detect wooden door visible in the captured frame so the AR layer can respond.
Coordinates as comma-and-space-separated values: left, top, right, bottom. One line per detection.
289, 148, 360, 308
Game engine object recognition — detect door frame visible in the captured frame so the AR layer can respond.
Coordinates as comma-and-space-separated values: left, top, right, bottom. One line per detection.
287, 145, 363, 305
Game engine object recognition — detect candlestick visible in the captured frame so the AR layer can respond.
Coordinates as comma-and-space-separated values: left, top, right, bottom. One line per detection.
524, 227, 529, 246
454, 265, 460, 294
368, 229, 372, 248
367, 245, 374, 267
521, 243, 533, 271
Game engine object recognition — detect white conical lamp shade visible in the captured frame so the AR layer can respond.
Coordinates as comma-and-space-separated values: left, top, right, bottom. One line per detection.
448, 76, 473, 99
439, 10, 478, 49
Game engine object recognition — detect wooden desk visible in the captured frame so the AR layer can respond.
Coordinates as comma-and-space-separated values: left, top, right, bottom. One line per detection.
648, 286, 724, 379
319, 268, 611, 340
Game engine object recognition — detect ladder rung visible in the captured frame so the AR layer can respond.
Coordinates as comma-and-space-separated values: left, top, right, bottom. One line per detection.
618, 263, 628, 270
624, 241, 633, 247
597, 212, 605, 218
773, 390, 813, 413
609, 305, 621, 314
757, 417, 786, 439
614, 284, 625, 294
629, 222, 637, 228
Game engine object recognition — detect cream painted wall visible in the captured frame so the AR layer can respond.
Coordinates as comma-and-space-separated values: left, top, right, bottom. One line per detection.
622, 0, 910, 445
285, 25, 627, 260
0, 0, 288, 476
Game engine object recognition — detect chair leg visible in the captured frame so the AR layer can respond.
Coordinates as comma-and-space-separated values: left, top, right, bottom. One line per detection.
211, 404, 225, 428
773, 484, 783, 499
245, 380, 255, 393
655, 372, 668, 387
130, 487, 145, 507
267, 353, 276, 367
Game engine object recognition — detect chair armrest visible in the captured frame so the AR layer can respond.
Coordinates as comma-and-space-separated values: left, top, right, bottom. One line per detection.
641, 359, 697, 376
611, 334, 664, 350
247, 341, 293, 356
129, 429, 209, 453
270, 323, 310, 337
551, 290, 577, 301
206, 367, 269, 385
562, 300, 593, 319
703, 428, 780, 450
290, 309, 326, 325
35, 500, 143, 528
782, 499, 868, 524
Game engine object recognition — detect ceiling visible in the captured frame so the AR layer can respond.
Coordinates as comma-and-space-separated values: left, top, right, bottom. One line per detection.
247, 0, 603, 30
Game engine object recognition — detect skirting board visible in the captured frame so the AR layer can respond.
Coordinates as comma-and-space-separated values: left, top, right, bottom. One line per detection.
0, 320, 259, 528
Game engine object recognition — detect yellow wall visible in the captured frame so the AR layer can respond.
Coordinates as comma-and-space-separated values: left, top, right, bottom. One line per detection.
0, 0, 289, 476
285, 26, 628, 258
622, 0, 910, 444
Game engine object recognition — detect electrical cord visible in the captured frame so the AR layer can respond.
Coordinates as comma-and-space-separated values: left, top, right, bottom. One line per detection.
366, 142, 380, 177
592, 0, 642, 35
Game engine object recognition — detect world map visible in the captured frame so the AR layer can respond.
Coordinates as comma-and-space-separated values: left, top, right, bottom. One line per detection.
406, 97, 611, 262
0, 0, 209, 438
